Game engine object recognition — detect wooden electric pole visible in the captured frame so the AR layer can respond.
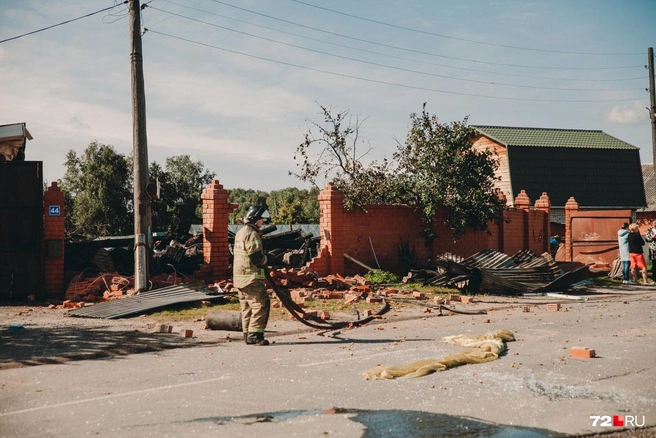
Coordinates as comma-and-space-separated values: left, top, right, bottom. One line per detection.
648, 47, 656, 171
129, 0, 151, 291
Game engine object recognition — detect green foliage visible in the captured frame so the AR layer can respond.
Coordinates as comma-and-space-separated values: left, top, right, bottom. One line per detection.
228, 188, 270, 224
292, 103, 504, 241
365, 269, 401, 285
228, 187, 320, 225
149, 155, 215, 234
291, 104, 395, 211
61, 142, 132, 238
393, 105, 504, 240
395, 237, 421, 276
267, 187, 320, 224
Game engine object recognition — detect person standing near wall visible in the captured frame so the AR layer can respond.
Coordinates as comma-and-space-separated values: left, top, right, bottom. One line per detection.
628, 223, 651, 285
645, 221, 656, 281
233, 205, 272, 346
617, 223, 633, 284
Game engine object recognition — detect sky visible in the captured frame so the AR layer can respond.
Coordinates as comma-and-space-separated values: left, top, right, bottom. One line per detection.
1, 0, 655, 192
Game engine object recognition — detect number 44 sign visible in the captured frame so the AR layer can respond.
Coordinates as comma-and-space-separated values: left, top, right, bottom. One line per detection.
590, 415, 645, 427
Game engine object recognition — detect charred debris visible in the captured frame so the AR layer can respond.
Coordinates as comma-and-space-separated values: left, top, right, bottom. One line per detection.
64, 224, 321, 281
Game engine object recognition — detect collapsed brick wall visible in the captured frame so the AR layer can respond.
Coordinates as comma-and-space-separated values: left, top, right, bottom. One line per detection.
306, 184, 551, 277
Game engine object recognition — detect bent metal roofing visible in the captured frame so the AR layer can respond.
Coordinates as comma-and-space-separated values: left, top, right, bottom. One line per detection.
472, 125, 646, 209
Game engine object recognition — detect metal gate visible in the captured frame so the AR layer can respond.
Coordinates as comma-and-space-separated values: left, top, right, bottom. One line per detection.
568, 209, 632, 266
0, 162, 44, 299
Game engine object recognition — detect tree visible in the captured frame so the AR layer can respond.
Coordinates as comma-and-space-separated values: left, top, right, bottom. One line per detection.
291, 104, 373, 189
291, 104, 392, 210
149, 155, 215, 235
291, 104, 504, 241
227, 188, 269, 224
393, 105, 503, 240
267, 187, 320, 224
61, 142, 132, 238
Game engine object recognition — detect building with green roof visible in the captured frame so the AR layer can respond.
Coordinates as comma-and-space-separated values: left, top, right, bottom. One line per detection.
471, 125, 646, 224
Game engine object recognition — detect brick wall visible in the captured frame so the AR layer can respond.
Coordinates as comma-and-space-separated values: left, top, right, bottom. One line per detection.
472, 135, 513, 206
306, 184, 551, 277
306, 183, 430, 277
43, 182, 65, 297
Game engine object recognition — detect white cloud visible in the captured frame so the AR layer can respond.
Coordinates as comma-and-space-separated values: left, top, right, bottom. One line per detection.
607, 101, 649, 125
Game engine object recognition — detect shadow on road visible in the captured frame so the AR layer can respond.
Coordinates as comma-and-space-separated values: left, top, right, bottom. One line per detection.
0, 324, 217, 370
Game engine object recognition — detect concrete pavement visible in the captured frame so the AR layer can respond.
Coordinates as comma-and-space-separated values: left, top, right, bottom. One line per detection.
1, 284, 655, 437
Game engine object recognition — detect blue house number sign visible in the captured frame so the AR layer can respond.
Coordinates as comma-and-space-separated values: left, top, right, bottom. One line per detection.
49, 206, 61, 216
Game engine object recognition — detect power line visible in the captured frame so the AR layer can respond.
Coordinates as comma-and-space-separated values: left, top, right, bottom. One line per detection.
145, 29, 644, 103
208, 0, 643, 71
157, 0, 644, 83
0, 3, 126, 44
290, 0, 643, 56
147, 5, 641, 93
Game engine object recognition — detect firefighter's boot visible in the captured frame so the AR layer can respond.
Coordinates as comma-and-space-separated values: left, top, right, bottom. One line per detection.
246, 332, 269, 346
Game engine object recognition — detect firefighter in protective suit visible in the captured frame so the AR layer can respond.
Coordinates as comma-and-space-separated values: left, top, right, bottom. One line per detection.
233, 205, 271, 345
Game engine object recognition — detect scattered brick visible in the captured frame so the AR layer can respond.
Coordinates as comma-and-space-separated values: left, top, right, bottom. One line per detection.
522, 306, 530, 312
547, 303, 561, 311
570, 347, 596, 359
159, 325, 173, 333
302, 310, 318, 319
450, 294, 461, 302
181, 329, 194, 338
412, 291, 425, 300
320, 311, 331, 320
366, 296, 383, 303
460, 296, 473, 304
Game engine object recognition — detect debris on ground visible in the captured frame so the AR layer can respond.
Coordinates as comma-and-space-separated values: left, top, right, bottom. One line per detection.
413, 248, 590, 295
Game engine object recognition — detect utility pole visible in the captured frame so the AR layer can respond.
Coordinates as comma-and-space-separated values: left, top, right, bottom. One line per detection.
129, 0, 151, 292
649, 47, 656, 171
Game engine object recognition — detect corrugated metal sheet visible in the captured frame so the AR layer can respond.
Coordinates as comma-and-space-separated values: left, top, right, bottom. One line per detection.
460, 248, 517, 269
67, 283, 231, 319
435, 249, 588, 295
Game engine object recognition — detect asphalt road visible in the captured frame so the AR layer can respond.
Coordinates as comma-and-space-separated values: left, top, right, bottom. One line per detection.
1, 284, 655, 437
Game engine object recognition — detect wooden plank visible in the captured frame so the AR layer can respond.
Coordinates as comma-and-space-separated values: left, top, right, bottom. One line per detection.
343, 253, 375, 271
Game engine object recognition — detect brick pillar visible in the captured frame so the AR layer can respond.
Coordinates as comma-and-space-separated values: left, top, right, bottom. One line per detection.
564, 197, 579, 262
534, 192, 551, 254
514, 190, 531, 249
43, 182, 65, 298
514, 189, 531, 211
317, 183, 345, 276
201, 180, 237, 280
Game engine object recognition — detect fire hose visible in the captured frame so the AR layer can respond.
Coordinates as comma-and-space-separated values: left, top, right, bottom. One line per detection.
264, 269, 391, 330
